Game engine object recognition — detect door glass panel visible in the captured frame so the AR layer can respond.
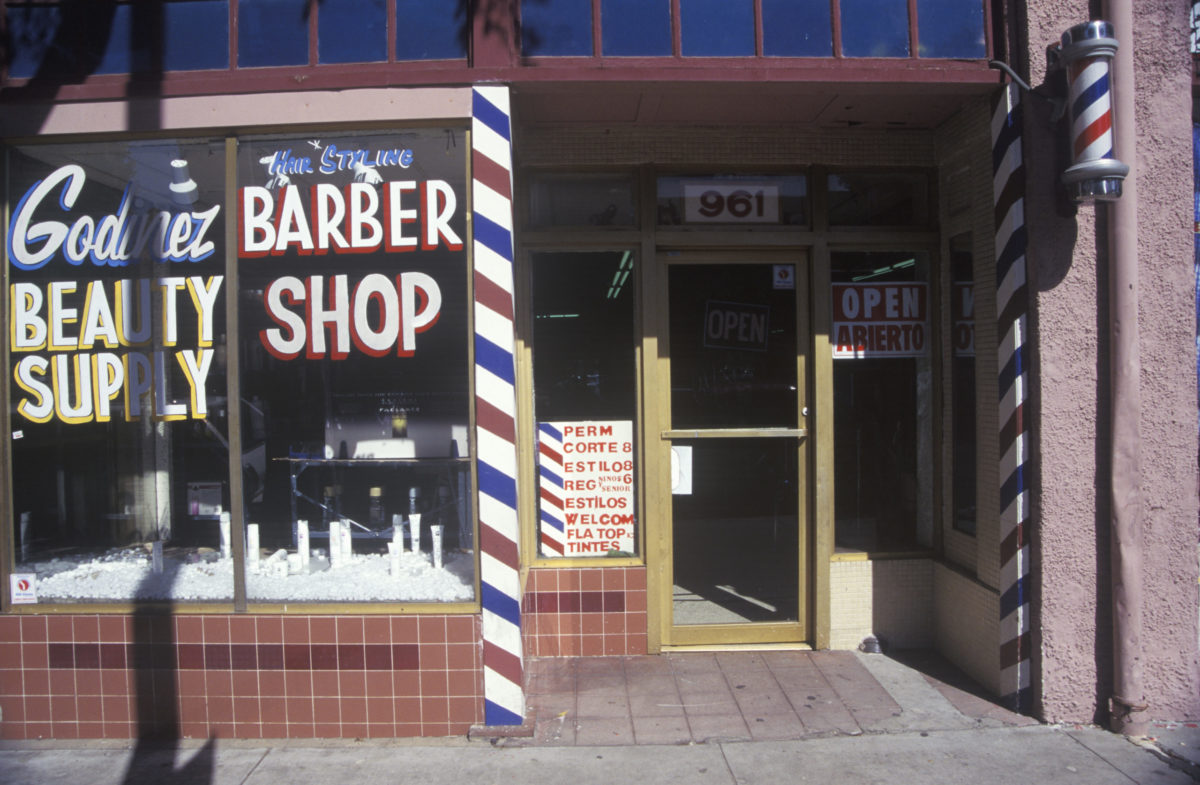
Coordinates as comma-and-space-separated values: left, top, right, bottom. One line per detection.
667, 262, 801, 630
672, 439, 799, 624
668, 264, 797, 429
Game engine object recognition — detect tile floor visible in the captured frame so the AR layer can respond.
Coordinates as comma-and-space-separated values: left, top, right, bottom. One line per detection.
523, 649, 1035, 746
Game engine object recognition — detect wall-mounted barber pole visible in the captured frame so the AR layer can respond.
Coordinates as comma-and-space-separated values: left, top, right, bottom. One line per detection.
1051, 21, 1129, 202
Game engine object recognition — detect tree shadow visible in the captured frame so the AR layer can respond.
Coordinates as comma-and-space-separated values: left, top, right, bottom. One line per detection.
122, 555, 215, 785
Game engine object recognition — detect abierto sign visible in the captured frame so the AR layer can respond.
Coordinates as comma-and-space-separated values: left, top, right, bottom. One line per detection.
832, 282, 928, 359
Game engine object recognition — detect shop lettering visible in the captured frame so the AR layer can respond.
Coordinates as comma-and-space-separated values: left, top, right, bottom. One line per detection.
8, 164, 220, 271
239, 180, 461, 257
260, 273, 441, 360
834, 323, 926, 356
833, 283, 926, 321
262, 146, 415, 178
832, 282, 928, 359
8, 276, 222, 424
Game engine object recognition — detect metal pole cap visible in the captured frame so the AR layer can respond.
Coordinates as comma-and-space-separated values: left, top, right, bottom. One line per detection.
1059, 20, 1118, 63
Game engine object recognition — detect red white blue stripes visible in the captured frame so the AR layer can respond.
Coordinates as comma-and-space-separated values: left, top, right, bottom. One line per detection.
472, 85, 524, 727
537, 423, 567, 556
992, 82, 1032, 714
1068, 58, 1116, 165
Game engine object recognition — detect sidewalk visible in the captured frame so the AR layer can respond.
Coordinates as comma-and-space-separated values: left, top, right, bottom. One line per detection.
1, 651, 1197, 785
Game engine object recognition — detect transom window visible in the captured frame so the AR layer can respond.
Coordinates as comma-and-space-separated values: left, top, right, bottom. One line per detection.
519, 0, 988, 59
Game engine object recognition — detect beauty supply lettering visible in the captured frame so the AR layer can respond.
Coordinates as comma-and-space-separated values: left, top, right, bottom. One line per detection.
9, 276, 222, 424
832, 282, 928, 359
241, 141, 464, 362
538, 421, 635, 556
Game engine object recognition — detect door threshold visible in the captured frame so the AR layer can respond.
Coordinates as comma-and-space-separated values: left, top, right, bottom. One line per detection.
659, 642, 814, 652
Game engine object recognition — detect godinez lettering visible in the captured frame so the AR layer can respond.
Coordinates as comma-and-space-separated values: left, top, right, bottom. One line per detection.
8, 164, 219, 271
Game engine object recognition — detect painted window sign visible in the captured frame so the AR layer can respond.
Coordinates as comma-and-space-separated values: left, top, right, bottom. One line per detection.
7, 144, 226, 425
832, 282, 928, 358
537, 421, 636, 557
237, 133, 465, 363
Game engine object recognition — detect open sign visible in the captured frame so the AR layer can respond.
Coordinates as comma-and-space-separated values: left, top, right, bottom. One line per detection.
703, 301, 769, 352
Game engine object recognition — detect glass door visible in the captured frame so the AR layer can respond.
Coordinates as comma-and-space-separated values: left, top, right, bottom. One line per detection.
662, 258, 809, 645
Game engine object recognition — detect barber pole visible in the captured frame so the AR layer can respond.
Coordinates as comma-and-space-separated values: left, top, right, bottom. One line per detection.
472, 85, 525, 727
992, 81, 1032, 714
1055, 21, 1128, 201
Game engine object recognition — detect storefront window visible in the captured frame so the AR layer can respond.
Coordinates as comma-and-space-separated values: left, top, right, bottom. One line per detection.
528, 174, 637, 228
530, 251, 638, 557
236, 129, 475, 602
831, 251, 933, 553
950, 233, 976, 535
7, 138, 231, 602
827, 171, 930, 227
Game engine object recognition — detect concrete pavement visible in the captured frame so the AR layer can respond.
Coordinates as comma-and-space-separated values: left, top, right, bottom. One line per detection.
2, 649, 1197, 784
1, 724, 1198, 785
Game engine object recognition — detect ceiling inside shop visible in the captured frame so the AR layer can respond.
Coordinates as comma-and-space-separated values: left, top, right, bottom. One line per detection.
511, 80, 998, 130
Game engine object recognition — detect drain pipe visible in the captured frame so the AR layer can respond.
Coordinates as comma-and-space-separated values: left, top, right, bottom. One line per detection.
1101, 0, 1147, 736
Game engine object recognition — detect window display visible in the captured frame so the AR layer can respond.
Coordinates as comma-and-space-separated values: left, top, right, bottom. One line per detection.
236, 129, 475, 601
530, 251, 638, 557
7, 138, 232, 602
832, 251, 933, 553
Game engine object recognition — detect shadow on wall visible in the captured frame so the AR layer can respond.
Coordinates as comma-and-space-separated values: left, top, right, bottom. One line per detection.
121, 559, 215, 785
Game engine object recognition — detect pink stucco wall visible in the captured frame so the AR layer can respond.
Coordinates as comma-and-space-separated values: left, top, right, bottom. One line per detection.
1023, 0, 1200, 722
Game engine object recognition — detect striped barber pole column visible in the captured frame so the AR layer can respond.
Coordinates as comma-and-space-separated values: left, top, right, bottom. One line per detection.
471, 85, 525, 727
992, 81, 1032, 714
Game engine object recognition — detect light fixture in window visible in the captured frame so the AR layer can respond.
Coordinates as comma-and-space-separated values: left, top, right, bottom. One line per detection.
851, 258, 915, 282
607, 251, 634, 299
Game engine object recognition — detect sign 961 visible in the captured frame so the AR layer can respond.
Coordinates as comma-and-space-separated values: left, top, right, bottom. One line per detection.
683, 182, 779, 223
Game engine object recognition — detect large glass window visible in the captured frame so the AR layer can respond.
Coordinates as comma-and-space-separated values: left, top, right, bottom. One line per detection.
530, 251, 638, 557
950, 234, 976, 535
7, 138, 231, 602
235, 129, 475, 602
832, 251, 933, 553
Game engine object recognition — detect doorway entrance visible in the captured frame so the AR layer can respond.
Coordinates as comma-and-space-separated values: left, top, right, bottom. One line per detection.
658, 256, 811, 646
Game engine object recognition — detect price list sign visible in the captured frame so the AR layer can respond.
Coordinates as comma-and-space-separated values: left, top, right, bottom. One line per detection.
537, 420, 635, 556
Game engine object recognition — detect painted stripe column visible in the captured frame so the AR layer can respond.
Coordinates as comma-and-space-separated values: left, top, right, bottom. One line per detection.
991, 82, 1032, 714
471, 85, 524, 726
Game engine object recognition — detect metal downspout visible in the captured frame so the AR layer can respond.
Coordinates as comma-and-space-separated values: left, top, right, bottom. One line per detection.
1101, 0, 1147, 736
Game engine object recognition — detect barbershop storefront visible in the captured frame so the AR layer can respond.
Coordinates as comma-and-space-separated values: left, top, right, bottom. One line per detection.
0, 85, 1000, 739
